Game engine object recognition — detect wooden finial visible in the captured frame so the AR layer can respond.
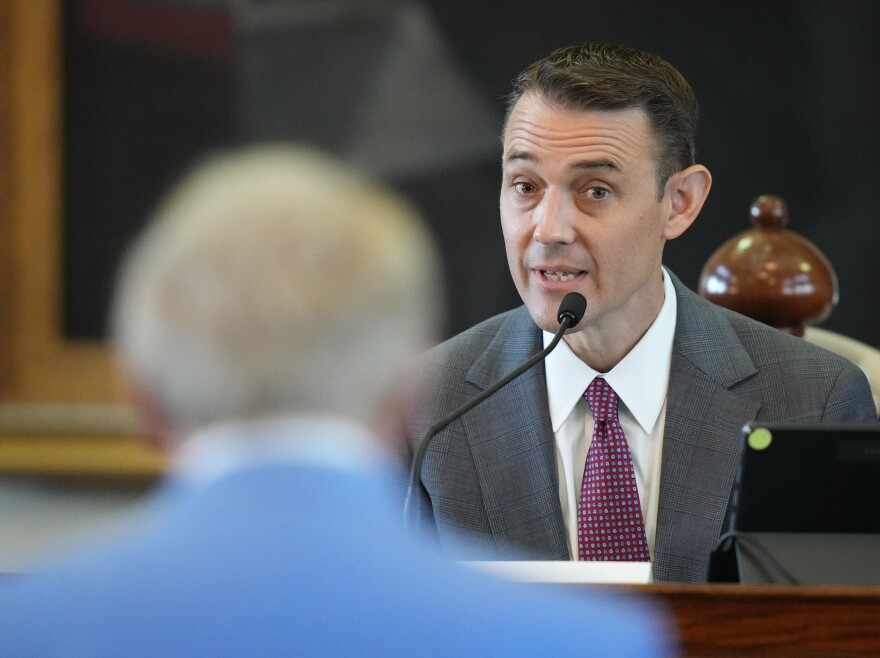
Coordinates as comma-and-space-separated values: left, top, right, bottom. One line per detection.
698, 195, 838, 336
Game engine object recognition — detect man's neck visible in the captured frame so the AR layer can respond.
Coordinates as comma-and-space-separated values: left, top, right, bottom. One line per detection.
563, 294, 665, 372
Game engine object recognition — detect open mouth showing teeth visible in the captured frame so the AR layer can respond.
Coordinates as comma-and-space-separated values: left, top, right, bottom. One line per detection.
542, 270, 579, 282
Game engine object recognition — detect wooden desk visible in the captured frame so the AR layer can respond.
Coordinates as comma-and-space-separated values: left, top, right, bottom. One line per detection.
625, 583, 880, 656
0, 403, 166, 478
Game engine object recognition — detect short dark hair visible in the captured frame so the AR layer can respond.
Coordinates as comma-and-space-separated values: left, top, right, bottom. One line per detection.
505, 43, 699, 197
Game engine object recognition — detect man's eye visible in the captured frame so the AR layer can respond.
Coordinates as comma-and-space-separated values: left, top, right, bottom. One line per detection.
587, 187, 609, 200
513, 181, 537, 194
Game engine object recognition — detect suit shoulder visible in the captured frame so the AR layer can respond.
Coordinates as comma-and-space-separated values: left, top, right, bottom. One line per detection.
715, 305, 875, 419
678, 282, 855, 369
421, 306, 532, 370
408, 306, 538, 432
723, 307, 854, 367
672, 280, 875, 419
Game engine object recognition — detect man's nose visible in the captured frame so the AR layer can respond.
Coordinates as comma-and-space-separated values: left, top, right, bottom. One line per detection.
533, 190, 576, 244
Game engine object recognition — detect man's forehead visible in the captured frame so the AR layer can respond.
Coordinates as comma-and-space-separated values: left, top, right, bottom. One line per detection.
504, 93, 652, 140
502, 95, 656, 169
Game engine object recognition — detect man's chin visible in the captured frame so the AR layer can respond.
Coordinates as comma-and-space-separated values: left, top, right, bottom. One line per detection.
525, 306, 565, 334
525, 300, 590, 336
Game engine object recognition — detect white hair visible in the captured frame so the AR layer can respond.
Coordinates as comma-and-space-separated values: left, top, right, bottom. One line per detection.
111, 145, 442, 433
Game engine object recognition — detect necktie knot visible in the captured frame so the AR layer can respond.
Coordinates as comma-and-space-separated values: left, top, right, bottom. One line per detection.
585, 378, 618, 423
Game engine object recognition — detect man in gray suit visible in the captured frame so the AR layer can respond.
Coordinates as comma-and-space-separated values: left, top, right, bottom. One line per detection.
409, 43, 877, 582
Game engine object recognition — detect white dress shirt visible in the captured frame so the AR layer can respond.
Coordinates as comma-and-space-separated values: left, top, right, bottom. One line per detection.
543, 268, 677, 561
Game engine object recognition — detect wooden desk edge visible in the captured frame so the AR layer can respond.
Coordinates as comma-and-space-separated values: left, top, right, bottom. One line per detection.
608, 583, 880, 656
0, 432, 166, 479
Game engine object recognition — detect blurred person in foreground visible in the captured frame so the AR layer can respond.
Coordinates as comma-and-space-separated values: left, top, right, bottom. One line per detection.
0, 146, 674, 656
408, 43, 876, 582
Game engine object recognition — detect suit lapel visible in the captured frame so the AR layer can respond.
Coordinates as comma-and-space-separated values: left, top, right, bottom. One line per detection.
654, 276, 761, 581
462, 308, 569, 559
455, 279, 766, 571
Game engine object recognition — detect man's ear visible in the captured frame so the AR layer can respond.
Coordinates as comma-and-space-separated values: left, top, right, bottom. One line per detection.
662, 164, 712, 240
118, 371, 176, 453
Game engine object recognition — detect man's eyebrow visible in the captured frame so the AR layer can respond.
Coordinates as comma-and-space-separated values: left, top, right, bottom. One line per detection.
572, 159, 620, 172
504, 150, 536, 165
504, 151, 620, 173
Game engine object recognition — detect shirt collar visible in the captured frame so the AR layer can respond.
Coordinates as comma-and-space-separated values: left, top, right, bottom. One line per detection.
544, 268, 677, 433
171, 414, 388, 488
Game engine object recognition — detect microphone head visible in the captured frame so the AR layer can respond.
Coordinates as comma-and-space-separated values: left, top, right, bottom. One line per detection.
557, 292, 587, 329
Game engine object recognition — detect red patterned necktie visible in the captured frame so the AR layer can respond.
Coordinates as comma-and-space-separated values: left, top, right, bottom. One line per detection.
577, 378, 650, 561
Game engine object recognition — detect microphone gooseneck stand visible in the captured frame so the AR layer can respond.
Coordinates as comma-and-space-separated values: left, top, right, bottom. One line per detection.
403, 292, 587, 535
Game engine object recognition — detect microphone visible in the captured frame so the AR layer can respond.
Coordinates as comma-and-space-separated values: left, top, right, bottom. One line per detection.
403, 292, 587, 532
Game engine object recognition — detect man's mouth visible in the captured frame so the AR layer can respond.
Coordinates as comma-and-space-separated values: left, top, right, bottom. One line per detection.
540, 269, 582, 282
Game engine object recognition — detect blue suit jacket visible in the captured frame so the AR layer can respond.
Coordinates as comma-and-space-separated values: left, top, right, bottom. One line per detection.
0, 459, 671, 656
409, 273, 877, 582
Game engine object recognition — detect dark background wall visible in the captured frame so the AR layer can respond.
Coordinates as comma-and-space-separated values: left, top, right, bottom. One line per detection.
62, 0, 880, 346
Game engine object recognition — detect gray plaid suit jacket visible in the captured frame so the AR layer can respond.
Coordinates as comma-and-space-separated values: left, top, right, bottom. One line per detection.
410, 272, 876, 582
